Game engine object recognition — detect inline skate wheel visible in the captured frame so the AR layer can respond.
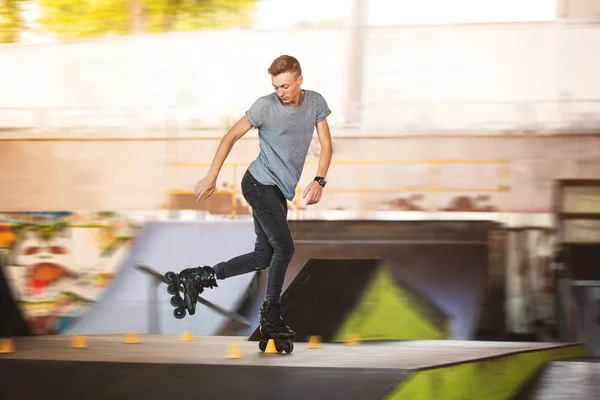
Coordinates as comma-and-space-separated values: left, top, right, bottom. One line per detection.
164, 271, 176, 281
173, 307, 186, 319
284, 340, 294, 354
259, 339, 268, 352
170, 296, 181, 307
274, 340, 286, 353
167, 284, 177, 295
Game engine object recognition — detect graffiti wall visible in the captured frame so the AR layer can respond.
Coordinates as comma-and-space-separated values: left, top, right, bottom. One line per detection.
0, 211, 139, 334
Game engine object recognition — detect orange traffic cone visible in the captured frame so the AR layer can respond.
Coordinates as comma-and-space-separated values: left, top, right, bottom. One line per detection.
0, 338, 15, 353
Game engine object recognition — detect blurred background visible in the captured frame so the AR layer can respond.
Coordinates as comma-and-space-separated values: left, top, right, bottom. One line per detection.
0, 0, 599, 357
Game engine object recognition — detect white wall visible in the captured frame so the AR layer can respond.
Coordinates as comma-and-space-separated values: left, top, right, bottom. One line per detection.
0, 21, 599, 133
361, 22, 600, 131
0, 135, 599, 213
0, 29, 350, 129
1, 22, 600, 213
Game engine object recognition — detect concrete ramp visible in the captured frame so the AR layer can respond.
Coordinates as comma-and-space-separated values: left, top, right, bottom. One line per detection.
65, 220, 257, 336
234, 240, 488, 340
249, 258, 451, 343
0, 335, 588, 400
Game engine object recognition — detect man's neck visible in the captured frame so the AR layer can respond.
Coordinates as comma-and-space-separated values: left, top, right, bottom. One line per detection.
288, 90, 305, 106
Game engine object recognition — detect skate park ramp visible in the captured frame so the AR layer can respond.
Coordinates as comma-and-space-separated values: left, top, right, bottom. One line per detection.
64, 220, 257, 336
514, 357, 600, 399
0, 335, 588, 400
249, 258, 450, 342
0, 253, 31, 337
234, 220, 496, 340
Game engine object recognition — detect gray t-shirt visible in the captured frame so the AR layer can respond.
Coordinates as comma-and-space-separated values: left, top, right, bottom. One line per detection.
246, 89, 331, 200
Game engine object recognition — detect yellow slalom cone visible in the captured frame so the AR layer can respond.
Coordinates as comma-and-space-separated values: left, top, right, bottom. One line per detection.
227, 344, 243, 359
265, 339, 277, 354
71, 335, 87, 349
0, 338, 15, 353
346, 334, 360, 346
307, 336, 321, 349
179, 330, 194, 342
125, 332, 140, 344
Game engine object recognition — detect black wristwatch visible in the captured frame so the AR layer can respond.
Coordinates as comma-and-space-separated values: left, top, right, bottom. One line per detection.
314, 176, 326, 187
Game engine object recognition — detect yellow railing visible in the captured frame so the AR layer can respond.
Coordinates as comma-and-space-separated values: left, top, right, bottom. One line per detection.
168, 159, 511, 218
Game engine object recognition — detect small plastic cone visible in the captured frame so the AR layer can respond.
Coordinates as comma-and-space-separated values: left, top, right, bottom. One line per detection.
227, 344, 243, 359
265, 339, 277, 354
307, 336, 321, 349
0, 338, 15, 353
125, 332, 140, 344
346, 334, 360, 346
179, 330, 194, 342
72, 335, 87, 349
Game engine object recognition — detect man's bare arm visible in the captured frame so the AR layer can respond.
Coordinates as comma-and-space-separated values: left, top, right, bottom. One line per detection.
302, 119, 333, 205
196, 115, 253, 200
314, 118, 333, 178
207, 115, 253, 179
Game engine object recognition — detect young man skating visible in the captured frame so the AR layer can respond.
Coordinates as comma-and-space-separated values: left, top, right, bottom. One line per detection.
165, 55, 333, 352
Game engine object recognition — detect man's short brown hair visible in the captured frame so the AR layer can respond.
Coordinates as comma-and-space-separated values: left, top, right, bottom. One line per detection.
268, 55, 302, 77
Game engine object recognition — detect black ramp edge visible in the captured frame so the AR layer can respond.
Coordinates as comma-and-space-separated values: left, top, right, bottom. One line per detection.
249, 258, 380, 342
288, 220, 501, 242
566, 244, 600, 281
0, 359, 409, 400
0, 253, 31, 337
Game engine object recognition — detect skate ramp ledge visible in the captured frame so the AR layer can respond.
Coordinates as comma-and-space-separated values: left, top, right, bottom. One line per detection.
0, 360, 407, 400
288, 220, 500, 242
0, 336, 588, 400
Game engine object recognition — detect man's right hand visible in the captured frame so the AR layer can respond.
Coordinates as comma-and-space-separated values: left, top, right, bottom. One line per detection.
195, 175, 217, 201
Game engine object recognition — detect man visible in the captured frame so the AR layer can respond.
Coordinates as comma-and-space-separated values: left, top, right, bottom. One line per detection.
168, 55, 333, 345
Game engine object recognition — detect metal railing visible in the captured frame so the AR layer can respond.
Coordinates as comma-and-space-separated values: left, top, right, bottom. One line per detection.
168, 158, 511, 218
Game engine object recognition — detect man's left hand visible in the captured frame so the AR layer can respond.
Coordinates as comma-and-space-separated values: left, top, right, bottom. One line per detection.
302, 181, 323, 205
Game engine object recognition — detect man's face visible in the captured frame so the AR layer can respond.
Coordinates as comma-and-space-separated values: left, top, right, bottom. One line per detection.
271, 71, 303, 104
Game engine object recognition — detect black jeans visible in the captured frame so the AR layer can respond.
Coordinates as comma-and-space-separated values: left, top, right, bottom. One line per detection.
212, 170, 295, 302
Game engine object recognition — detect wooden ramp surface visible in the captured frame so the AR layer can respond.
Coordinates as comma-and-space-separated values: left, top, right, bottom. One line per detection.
0, 335, 580, 369
0, 335, 586, 400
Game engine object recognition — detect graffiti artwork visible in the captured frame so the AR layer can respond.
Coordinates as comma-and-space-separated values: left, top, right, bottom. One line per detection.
0, 211, 138, 334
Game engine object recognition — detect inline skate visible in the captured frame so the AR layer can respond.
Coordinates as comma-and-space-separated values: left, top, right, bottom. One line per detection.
164, 266, 218, 319
257, 300, 295, 354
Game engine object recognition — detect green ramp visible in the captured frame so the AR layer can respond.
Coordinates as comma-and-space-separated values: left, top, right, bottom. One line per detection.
249, 258, 451, 343
385, 343, 588, 400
